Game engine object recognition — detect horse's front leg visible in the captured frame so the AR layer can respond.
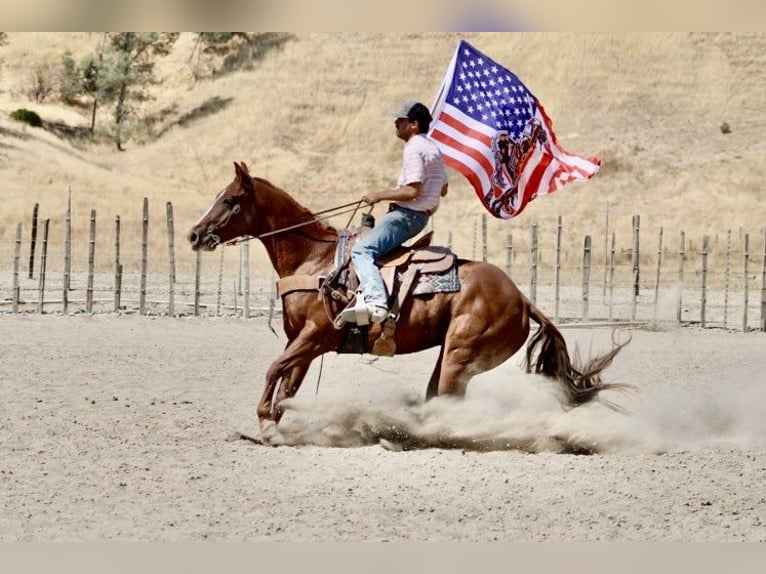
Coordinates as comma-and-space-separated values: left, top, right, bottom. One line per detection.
257, 332, 324, 442
273, 363, 312, 423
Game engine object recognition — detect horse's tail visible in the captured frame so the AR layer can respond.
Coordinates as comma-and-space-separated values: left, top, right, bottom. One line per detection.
525, 302, 633, 411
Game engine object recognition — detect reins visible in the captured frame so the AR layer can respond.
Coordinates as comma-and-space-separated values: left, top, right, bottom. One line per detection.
222, 200, 366, 246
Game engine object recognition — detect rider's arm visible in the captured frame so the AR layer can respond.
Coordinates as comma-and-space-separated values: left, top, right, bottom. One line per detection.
363, 182, 421, 205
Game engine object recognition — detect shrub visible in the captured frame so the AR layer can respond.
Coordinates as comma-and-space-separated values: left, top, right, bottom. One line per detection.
10, 108, 43, 127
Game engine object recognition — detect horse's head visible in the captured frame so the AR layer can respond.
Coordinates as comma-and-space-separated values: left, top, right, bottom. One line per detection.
188, 161, 257, 251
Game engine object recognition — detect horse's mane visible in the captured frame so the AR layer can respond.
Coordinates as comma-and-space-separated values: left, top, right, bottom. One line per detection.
253, 176, 338, 241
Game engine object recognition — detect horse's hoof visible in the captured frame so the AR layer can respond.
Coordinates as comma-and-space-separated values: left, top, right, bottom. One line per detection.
379, 438, 404, 452
259, 420, 285, 446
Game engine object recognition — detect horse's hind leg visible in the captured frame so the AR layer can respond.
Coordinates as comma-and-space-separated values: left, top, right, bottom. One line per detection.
436, 347, 478, 397
425, 346, 445, 400
435, 328, 509, 397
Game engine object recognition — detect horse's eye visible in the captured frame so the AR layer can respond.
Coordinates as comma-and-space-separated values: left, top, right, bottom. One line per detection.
222, 198, 234, 208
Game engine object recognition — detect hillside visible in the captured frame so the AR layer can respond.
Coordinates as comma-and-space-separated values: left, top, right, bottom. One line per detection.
1, 32, 765, 266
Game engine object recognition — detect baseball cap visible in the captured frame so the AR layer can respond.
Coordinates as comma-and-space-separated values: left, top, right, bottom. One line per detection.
389, 101, 433, 126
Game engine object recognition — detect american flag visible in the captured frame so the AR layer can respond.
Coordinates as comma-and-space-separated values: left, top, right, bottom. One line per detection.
429, 39, 601, 219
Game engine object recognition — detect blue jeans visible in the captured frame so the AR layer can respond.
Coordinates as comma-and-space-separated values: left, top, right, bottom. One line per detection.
350, 205, 429, 307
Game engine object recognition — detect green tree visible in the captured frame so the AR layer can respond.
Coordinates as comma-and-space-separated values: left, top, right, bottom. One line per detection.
99, 32, 179, 150
60, 44, 107, 135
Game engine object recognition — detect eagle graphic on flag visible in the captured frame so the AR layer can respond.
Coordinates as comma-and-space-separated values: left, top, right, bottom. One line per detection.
429, 39, 601, 219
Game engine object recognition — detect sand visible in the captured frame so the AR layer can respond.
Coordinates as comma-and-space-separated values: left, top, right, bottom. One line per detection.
1, 313, 764, 541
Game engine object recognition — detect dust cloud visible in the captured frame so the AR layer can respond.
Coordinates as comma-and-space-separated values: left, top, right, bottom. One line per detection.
273, 364, 766, 453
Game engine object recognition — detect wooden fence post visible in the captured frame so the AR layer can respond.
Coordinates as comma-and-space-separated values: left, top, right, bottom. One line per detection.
743, 233, 749, 332
724, 230, 731, 329
631, 214, 640, 320
505, 232, 512, 278
237, 243, 243, 296
761, 228, 765, 332
481, 213, 487, 263
12, 223, 21, 313
554, 216, 562, 324
63, 188, 71, 313
86, 209, 96, 313
140, 198, 148, 315
28, 202, 39, 279
243, 242, 251, 319
603, 201, 609, 297
632, 214, 640, 295
37, 219, 49, 314
700, 235, 709, 328
582, 235, 591, 322
653, 227, 663, 321
608, 232, 615, 322
529, 222, 538, 304
114, 215, 122, 313
194, 250, 201, 316
447, 230, 453, 251
166, 202, 176, 316
269, 269, 276, 324
472, 218, 478, 260
676, 230, 685, 324
216, 248, 224, 316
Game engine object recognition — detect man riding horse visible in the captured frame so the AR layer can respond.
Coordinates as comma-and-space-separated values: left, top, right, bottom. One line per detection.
341, 101, 449, 326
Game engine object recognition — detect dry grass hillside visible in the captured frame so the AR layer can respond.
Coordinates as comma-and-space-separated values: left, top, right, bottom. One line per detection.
1, 32, 765, 278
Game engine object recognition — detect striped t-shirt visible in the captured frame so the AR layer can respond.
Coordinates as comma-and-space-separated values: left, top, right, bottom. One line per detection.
393, 134, 448, 215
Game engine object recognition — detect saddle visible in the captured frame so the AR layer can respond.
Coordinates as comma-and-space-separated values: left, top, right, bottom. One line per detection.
274, 226, 460, 357
330, 228, 459, 356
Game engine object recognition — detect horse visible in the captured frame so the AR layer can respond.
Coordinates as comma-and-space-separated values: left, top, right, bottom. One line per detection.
188, 161, 630, 444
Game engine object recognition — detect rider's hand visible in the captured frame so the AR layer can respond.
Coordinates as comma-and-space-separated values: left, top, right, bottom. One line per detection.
362, 191, 383, 206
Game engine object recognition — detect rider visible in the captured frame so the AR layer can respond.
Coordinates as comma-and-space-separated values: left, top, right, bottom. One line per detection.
341, 101, 449, 324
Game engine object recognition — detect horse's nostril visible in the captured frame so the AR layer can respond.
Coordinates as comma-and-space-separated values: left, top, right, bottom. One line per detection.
188, 231, 199, 246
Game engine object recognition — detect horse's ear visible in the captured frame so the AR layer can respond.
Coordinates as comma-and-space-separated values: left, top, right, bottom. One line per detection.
234, 161, 254, 195
234, 161, 251, 178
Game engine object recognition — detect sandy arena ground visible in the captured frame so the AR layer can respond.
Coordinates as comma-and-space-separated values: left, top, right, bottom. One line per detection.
1, 313, 765, 541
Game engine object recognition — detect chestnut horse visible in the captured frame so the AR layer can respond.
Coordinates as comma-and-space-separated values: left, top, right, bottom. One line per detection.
188, 162, 629, 443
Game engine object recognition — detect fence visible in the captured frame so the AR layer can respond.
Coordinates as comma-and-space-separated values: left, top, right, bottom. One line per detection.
2, 196, 765, 332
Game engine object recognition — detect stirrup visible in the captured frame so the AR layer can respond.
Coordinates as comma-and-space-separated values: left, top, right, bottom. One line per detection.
368, 305, 389, 324
338, 295, 371, 326
337, 301, 388, 326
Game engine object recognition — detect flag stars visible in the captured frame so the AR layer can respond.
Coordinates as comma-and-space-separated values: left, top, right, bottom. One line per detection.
446, 42, 538, 139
